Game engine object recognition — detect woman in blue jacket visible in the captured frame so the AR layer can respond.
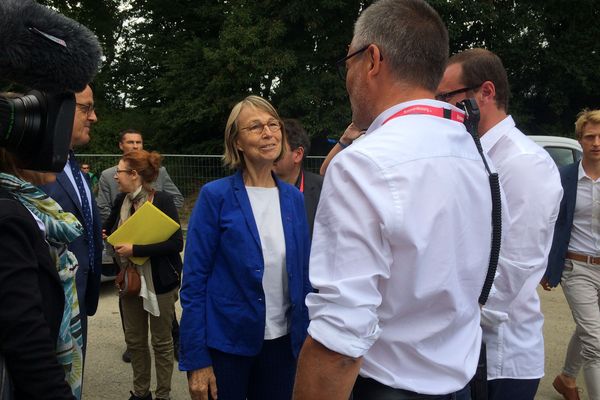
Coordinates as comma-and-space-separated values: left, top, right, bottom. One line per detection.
180, 95, 311, 400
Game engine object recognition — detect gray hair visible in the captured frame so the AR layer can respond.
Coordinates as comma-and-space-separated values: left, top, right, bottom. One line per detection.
353, 0, 448, 91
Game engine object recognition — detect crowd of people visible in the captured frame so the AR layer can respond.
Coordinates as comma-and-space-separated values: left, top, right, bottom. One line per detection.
1, 0, 600, 400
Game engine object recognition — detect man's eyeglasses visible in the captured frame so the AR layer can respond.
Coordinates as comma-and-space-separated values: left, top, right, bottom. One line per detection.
335, 45, 369, 81
76, 102, 96, 115
435, 84, 482, 102
240, 120, 282, 136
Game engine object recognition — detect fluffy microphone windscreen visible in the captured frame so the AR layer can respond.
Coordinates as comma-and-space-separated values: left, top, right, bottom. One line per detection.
0, 0, 103, 93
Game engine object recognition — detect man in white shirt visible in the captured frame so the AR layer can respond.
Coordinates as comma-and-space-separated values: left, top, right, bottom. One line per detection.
544, 109, 600, 400
436, 48, 563, 399
292, 1, 493, 399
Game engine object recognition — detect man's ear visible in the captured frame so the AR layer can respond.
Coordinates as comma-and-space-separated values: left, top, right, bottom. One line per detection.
293, 146, 305, 164
366, 44, 383, 78
479, 81, 497, 107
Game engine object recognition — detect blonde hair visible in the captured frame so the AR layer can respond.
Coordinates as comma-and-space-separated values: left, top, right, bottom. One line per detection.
222, 95, 286, 170
575, 109, 600, 140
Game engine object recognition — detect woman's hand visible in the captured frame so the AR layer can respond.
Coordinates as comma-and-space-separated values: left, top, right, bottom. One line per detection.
114, 244, 133, 258
187, 367, 218, 400
101, 229, 108, 240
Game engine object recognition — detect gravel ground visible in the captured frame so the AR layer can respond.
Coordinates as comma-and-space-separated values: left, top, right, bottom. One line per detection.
82, 282, 584, 400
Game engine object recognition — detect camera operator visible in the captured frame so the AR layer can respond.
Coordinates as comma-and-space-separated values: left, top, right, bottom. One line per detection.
0, 0, 102, 397
0, 105, 80, 399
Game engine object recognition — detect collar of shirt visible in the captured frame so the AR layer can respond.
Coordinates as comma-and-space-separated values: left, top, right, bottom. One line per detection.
63, 152, 92, 207
365, 99, 461, 136
63, 153, 78, 199
480, 115, 515, 153
578, 160, 600, 182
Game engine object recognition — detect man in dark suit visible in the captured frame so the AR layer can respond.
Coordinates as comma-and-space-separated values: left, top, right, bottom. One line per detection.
40, 84, 102, 357
273, 118, 323, 238
544, 109, 600, 400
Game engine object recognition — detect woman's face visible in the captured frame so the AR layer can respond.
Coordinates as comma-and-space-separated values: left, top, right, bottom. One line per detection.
113, 160, 139, 193
235, 106, 282, 169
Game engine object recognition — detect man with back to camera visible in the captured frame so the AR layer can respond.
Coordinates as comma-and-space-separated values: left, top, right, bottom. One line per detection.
40, 84, 103, 358
273, 118, 323, 238
292, 1, 494, 399
436, 48, 563, 399
96, 128, 184, 363
544, 109, 600, 400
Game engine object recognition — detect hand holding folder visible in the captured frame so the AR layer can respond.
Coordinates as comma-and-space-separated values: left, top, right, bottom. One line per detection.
107, 201, 180, 265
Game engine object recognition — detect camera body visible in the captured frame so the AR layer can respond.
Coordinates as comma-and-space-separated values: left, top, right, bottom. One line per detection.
0, 0, 102, 172
0, 91, 74, 172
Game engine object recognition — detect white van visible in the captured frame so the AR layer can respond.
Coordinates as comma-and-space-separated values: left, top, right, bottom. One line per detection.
529, 135, 582, 167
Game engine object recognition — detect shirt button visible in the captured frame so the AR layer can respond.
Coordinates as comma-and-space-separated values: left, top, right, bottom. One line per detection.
258, 297, 263, 302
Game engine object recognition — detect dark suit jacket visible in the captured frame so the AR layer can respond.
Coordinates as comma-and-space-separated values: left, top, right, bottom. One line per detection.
546, 161, 579, 287
296, 170, 323, 239
104, 191, 183, 294
0, 188, 75, 399
40, 168, 103, 319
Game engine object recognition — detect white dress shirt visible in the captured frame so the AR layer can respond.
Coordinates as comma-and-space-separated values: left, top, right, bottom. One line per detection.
306, 100, 493, 394
63, 155, 93, 220
568, 163, 600, 255
480, 116, 563, 380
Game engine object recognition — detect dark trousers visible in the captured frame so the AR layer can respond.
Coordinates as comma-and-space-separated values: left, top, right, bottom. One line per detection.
353, 376, 471, 400
487, 378, 540, 400
209, 334, 296, 400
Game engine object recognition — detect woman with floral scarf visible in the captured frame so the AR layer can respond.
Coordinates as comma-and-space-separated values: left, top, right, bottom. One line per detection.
0, 148, 83, 399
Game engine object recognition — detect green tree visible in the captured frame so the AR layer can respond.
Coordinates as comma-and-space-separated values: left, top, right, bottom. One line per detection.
6, 0, 599, 155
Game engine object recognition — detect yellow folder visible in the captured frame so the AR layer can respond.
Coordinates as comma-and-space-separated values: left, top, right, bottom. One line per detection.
107, 201, 180, 265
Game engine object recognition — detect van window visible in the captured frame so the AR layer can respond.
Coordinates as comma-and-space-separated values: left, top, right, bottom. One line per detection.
544, 146, 582, 167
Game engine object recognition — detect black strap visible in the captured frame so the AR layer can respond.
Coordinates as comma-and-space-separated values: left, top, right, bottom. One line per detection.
457, 99, 502, 306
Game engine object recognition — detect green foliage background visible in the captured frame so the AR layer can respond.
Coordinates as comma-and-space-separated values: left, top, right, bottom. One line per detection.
15, 1, 600, 154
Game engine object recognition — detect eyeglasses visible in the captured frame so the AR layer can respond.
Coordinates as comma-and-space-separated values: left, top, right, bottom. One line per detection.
335, 45, 369, 81
115, 169, 133, 174
240, 120, 281, 136
76, 102, 96, 116
435, 84, 482, 102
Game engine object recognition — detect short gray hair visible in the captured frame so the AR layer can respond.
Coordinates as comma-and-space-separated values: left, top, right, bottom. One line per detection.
353, 0, 448, 91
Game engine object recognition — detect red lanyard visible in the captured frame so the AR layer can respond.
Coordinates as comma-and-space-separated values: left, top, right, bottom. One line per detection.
382, 105, 465, 125
298, 170, 305, 193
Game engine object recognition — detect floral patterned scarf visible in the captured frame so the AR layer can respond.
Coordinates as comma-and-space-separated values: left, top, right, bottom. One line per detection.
0, 173, 84, 399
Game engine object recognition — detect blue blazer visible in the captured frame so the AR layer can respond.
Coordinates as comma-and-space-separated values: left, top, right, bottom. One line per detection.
179, 170, 311, 371
545, 161, 579, 287
40, 170, 103, 318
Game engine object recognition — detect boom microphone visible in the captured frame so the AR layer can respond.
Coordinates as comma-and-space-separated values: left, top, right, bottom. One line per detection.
0, 0, 103, 93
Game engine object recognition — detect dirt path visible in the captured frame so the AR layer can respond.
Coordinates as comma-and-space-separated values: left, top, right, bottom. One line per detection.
82, 283, 582, 399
